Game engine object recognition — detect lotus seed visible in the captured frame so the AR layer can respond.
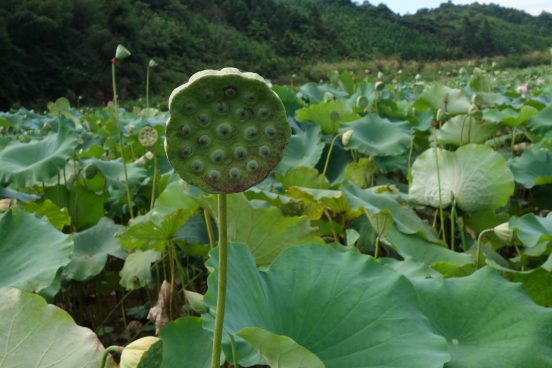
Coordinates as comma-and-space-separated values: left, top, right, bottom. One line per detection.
208, 170, 221, 180
229, 167, 241, 179
211, 149, 225, 162
203, 90, 216, 101
244, 126, 258, 140
246, 160, 258, 172
259, 145, 270, 157
243, 92, 257, 104
216, 123, 233, 138
234, 108, 250, 121
197, 135, 211, 146
183, 102, 196, 114
258, 107, 270, 120
224, 86, 237, 97
215, 102, 229, 115
197, 113, 210, 126
180, 146, 193, 158
234, 146, 247, 159
178, 124, 191, 137
191, 159, 203, 172
265, 126, 276, 138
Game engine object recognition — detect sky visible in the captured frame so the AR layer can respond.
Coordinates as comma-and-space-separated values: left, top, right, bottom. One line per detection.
353, 0, 552, 16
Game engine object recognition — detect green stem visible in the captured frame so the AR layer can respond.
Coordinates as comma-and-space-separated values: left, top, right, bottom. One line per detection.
211, 193, 228, 368
204, 209, 216, 249
119, 132, 134, 219
229, 334, 239, 368
476, 228, 494, 268
322, 134, 341, 177
99, 345, 123, 368
150, 156, 158, 210
374, 235, 381, 259
510, 127, 517, 156
146, 66, 151, 108
406, 135, 415, 184
111, 63, 118, 107
432, 128, 447, 245
450, 197, 457, 251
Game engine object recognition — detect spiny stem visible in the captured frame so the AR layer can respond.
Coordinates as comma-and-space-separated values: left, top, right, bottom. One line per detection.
211, 193, 228, 368
322, 133, 341, 177
146, 66, 151, 108
432, 128, 447, 245
119, 132, 134, 219
406, 135, 415, 184
204, 209, 216, 249
450, 197, 457, 251
99, 345, 123, 368
150, 155, 158, 210
476, 228, 494, 268
510, 127, 517, 156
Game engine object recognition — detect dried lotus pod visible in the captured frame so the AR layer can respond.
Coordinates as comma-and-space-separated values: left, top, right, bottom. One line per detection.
138, 126, 159, 147
165, 67, 290, 193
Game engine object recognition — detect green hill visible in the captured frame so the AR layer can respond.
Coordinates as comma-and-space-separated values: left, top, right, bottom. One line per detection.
0, 0, 550, 108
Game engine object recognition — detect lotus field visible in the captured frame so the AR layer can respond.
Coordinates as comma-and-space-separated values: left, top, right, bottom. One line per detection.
1, 62, 552, 368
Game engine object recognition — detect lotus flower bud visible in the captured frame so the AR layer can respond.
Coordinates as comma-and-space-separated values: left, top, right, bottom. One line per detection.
493, 222, 513, 242
342, 129, 353, 146
120, 336, 159, 368
323, 92, 335, 102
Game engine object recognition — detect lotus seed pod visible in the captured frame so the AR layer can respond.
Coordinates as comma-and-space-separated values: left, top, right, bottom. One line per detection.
148, 59, 158, 68
115, 44, 131, 60
375, 81, 385, 91
138, 126, 159, 147
323, 92, 335, 102
471, 93, 483, 106
165, 68, 290, 193
436, 109, 447, 122
355, 96, 369, 109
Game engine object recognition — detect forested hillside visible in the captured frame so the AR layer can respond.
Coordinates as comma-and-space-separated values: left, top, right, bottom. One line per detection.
1, 0, 551, 108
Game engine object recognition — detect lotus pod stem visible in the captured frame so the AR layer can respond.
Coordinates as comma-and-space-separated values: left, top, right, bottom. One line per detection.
164, 68, 290, 367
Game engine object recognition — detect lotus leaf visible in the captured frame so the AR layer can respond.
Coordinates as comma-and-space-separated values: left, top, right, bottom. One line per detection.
0, 131, 76, 187
277, 124, 324, 174
159, 317, 214, 368
413, 267, 552, 368
0, 287, 104, 368
340, 113, 411, 156
409, 144, 514, 212
508, 148, 552, 188
0, 208, 73, 292
204, 243, 450, 367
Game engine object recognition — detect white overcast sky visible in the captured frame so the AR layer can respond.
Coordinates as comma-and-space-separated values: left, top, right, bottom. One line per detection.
354, 0, 552, 16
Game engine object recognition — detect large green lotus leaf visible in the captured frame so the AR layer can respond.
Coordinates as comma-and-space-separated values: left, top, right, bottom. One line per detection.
0, 208, 73, 292
22, 199, 71, 230
119, 250, 161, 290
509, 212, 552, 248
0, 287, 104, 367
436, 115, 497, 145
340, 114, 411, 156
409, 144, 514, 213
298, 83, 348, 104
343, 183, 440, 242
159, 317, 214, 368
87, 158, 147, 192
276, 167, 330, 190
528, 104, 552, 134
510, 268, 552, 307
0, 131, 77, 187
296, 99, 360, 134
119, 180, 199, 252
237, 327, 325, 368
69, 184, 108, 230
204, 244, 450, 367
413, 267, 552, 368
508, 149, 552, 188
419, 84, 470, 115
384, 224, 473, 266
202, 193, 323, 265
285, 187, 355, 221
277, 124, 325, 174
482, 108, 519, 124
137, 340, 163, 368
64, 217, 126, 281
